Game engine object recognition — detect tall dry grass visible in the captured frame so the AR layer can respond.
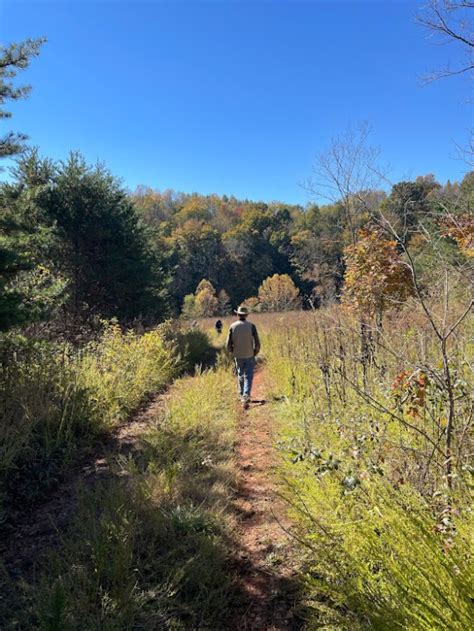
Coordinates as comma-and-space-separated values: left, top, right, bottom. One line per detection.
0, 368, 239, 629
260, 302, 473, 629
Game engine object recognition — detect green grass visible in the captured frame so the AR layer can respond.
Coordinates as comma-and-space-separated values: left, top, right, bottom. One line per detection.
0, 368, 240, 630
3, 305, 472, 629
0, 323, 212, 519
262, 307, 474, 630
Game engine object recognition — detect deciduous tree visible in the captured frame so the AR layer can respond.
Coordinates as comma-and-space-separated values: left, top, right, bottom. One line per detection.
217, 289, 231, 315
240, 296, 260, 312
343, 227, 414, 325
258, 274, 301, 312
194, 279, 219, 317
417, 0, 474, 81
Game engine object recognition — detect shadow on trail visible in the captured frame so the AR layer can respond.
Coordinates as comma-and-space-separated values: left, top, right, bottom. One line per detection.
229, 503, 304, 630
0, 407, 305, 631
250, 399, 267, 407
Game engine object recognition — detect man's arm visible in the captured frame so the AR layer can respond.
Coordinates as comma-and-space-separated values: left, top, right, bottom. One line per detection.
252, 324, 260, 355
226, 326, 233, 353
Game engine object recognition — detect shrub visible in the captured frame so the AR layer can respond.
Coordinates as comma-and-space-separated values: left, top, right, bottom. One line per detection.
156, 319, 214, 369
178, 328, 214, 369
263, 306, 473, 628
282, 451, 473, 629
78, 323, 179, 426
0, 322, 186, 516
258, 274, 301, 312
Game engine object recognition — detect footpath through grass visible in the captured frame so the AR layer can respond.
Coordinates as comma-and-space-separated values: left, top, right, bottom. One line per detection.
6, 306, 468, 630
1, 368, 240, 629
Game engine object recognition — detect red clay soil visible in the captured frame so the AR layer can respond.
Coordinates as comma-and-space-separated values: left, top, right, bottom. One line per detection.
231, 368, 303, 631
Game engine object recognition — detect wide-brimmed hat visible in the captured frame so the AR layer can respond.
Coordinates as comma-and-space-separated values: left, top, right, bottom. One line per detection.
235, 306, 249, 315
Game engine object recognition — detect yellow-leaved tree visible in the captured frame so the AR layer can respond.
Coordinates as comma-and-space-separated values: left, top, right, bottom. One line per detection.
258, 274, 301, 312
440, 214, 474, 258
240, 296, 260, 312
181, 279, 219, 318
194, 279, 219, 317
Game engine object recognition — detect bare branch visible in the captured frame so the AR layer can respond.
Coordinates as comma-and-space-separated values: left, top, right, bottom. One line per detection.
306, 122, 386, 244
417, 0, 474, 80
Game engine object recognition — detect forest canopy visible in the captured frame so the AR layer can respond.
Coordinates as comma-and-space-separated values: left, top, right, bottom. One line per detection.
130, 172, 473, 318
2, 160, 473, 330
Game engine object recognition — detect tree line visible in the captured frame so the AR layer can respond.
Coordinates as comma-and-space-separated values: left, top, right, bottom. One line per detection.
1, 37, 473, 335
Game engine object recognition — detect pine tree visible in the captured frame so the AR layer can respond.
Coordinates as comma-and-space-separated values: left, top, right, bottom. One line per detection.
0, 39, 49, 330
41, 153, 167, 322
0, 38, 45, 159
3, 151, 167, 327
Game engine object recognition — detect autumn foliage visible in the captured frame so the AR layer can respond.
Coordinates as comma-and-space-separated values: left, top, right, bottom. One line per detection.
440, 214, 474, 258
257, 273, 301, 312
391, 369, 429, 417
343, 228, 414, 320
181, 279, 221, 318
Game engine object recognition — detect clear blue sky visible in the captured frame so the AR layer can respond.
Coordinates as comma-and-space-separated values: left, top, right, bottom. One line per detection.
2, 0, 472, 204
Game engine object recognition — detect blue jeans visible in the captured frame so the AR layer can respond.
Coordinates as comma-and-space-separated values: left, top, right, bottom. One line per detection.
235, 357, 256, 399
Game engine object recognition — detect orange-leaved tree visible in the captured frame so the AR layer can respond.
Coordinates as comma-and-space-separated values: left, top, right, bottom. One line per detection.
343, 227, 414, 326
440, 214, 474, 259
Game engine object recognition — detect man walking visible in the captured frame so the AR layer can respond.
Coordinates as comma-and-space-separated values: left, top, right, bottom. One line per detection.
226, 306, 261, 409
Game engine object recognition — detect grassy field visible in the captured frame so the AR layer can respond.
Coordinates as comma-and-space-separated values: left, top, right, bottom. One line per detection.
0, 323, 211, 521
1, 367, 240, 629
1, 306, 472, 629
254, 306, 472, 630
199, 305, 473, 628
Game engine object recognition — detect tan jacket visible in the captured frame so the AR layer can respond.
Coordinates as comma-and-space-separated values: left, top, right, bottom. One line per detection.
226, 319, 260, 359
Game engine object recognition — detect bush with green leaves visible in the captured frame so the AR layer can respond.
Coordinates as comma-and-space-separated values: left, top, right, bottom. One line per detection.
78, 322, 179, 426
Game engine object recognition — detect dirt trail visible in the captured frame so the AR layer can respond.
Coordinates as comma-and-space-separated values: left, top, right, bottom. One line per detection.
3, 368, 303, 630
232, 368, 302, 631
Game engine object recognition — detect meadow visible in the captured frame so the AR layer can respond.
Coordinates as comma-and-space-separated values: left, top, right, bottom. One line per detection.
0, 302, 472, 629
0, 322, 209, 522
186, 303, 474, 629
262, 306, 472, 629
2, 8, 473, 629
